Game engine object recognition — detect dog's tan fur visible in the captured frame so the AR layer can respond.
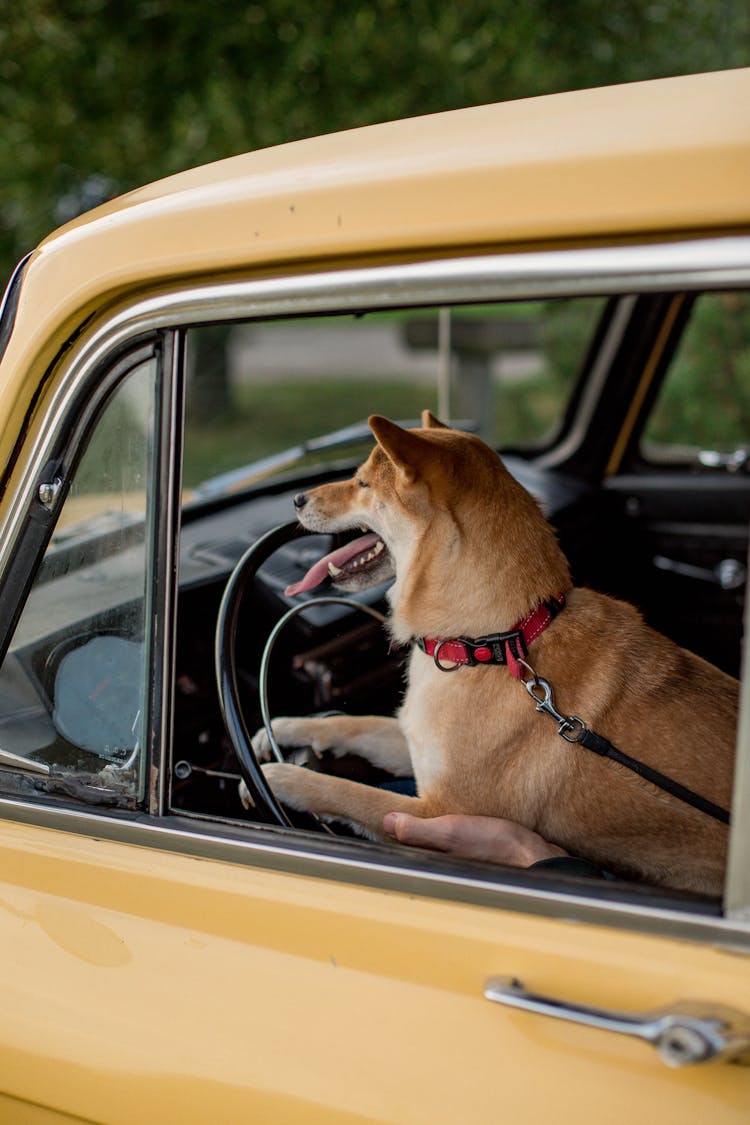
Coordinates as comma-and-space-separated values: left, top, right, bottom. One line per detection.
257, 413, 738, 894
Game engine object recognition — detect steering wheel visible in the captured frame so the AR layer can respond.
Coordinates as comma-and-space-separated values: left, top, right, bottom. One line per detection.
214, 520, 386, 828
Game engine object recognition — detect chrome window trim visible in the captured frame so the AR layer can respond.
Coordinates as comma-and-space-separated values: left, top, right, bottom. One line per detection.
0, 234, 748, 936
144, 330, 185, 816
0, 795, 743, 950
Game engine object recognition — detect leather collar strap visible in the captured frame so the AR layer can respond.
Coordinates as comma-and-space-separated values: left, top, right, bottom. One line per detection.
417, 594, 566, 679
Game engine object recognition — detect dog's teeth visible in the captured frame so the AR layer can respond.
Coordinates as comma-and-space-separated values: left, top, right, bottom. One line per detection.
359, 525, 368, 532
329, 540, 384, 577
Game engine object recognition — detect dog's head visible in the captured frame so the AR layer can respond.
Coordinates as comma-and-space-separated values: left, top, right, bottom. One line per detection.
286, 411, 571, 637
286, 411, 460, 596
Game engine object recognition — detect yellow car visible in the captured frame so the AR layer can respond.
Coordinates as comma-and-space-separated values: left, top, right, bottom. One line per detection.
0, 67, 748, 1123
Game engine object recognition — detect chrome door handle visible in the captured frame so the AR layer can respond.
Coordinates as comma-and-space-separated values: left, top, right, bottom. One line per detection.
484, 977, 750, 1068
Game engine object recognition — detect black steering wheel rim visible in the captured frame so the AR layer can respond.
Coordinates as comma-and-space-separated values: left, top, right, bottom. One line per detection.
215, 520, 387, 829
214, 520, 304, 826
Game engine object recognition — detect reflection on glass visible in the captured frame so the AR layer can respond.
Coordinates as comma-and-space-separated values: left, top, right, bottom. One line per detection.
0, 359, 156, 804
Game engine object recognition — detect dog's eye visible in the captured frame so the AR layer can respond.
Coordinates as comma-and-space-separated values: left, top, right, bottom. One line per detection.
357, 478, 369, 489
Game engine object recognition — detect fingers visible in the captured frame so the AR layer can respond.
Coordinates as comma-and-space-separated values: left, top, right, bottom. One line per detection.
383, 811, 458, 853
383, 811, 516, 859
383, 811, 567, 866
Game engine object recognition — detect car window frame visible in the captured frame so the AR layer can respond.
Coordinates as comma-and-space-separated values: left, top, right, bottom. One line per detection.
0, 236, 748, 942
0, 334, 179, 809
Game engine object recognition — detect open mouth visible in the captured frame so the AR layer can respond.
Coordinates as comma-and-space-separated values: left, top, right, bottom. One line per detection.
285, 531, 392, 596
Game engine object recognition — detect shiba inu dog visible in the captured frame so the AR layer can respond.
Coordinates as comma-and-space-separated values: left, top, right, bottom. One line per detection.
252, 412, 738, 894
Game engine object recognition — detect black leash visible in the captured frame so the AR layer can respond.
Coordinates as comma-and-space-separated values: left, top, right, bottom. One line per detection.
523, 672, 731, 826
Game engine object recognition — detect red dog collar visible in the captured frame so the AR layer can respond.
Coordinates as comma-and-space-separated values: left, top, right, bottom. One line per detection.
417, 594, 566, 679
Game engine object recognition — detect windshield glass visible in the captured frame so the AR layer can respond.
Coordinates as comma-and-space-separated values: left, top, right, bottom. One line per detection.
184, 298, 605, 495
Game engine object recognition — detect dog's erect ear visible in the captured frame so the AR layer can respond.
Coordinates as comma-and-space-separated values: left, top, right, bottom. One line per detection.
368, 415, 436, 482
421, 410, 449, 430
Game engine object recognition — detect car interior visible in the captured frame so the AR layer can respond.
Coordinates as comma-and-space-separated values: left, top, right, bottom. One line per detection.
169, 291, 750, 849
0, 286, 747, 909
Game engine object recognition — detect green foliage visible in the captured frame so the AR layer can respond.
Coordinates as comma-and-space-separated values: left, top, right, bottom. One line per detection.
645, 292, 750, 452
183, 376, 439, 488
0, 0, 748, 281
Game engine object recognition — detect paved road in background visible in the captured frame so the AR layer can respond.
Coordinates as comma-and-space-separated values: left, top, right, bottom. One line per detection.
228, 322, 539, 383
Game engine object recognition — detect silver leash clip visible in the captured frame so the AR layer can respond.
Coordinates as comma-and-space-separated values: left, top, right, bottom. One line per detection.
523, 673, 587, 743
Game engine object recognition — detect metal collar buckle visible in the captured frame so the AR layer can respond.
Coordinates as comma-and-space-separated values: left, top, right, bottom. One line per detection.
420, 630, 527, 672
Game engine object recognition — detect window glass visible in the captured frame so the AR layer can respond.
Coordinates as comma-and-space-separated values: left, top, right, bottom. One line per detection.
183, 298, 604, 494
643, 290, 750, 463
0, 358, 157, 806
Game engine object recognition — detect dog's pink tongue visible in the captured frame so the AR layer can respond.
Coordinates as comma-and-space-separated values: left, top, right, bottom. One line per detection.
285, 532, 382, 596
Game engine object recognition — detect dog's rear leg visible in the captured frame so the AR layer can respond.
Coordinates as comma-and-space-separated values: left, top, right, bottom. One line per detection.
261, 763, 429, 841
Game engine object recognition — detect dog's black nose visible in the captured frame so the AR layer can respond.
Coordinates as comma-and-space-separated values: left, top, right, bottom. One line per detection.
293, 492, 308, 510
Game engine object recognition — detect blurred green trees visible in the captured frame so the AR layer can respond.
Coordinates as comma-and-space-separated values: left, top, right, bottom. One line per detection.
645, 292, 750, 452
0, 0, 748, 281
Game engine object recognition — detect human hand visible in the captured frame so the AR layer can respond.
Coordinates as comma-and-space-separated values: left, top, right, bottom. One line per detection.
382, 811, 568, 867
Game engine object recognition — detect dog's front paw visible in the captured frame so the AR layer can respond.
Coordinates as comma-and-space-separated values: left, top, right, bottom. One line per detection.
239, 720, 320, 812
251, 724, 275, 763
261, 761, 318, 813
239, 763, 309, 813
250, 717, 312, 763
236, 735, 272, 808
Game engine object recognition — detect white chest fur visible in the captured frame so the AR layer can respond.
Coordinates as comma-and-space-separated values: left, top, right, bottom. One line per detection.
397, 651, 450, 793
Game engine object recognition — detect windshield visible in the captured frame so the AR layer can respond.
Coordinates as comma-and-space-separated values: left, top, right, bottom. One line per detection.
184, 298, 605, 495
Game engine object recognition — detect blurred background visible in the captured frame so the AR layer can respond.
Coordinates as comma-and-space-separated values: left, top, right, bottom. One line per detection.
1, 0, 748, 478
1, 0, 748, 279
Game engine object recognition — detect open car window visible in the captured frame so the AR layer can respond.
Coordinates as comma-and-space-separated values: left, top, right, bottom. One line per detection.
183, 298, 606, 496
172, 285, 744, 920
174, 296, 610, 834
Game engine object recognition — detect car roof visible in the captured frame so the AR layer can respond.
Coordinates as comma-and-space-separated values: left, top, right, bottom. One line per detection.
1, 66, 749, 476
40, 67, 750, 265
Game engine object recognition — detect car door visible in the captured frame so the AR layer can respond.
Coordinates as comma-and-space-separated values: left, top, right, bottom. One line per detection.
0, 242, 749, 1123
0, 808, 748, 1123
